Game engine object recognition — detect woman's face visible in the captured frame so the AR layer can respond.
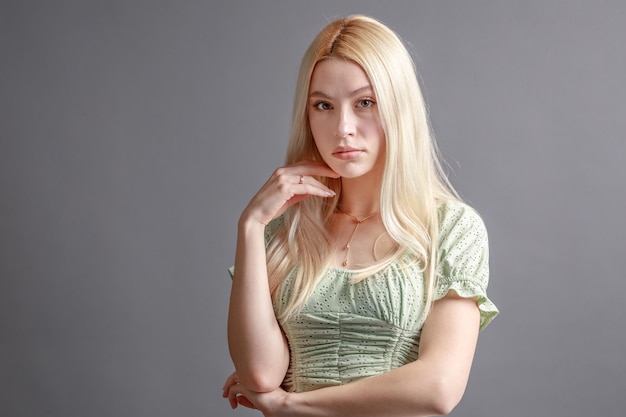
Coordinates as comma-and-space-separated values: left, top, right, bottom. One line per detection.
307, 58, 386, 180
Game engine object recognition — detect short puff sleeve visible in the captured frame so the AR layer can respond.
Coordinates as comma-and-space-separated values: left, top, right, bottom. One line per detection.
435, 202, 498, 330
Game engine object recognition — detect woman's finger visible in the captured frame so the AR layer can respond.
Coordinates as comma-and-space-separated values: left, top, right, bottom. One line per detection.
270, 169, 335, 198
237, 395, 256, 409
221, 371, 242, 400
222, 371, 238, 389
227, 384, 240, 409
227, 383, 256, 410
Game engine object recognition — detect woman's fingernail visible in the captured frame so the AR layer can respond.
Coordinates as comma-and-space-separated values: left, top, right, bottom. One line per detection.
326, 190, 336, 197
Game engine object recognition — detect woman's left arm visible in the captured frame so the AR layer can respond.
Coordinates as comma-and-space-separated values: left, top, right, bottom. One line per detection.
225, 292, 480, 417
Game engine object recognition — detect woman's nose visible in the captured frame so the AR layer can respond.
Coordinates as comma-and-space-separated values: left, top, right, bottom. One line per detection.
335, 109, 356, 138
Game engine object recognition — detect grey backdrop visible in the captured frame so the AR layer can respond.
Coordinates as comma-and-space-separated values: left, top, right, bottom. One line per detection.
2, 1, 625, 416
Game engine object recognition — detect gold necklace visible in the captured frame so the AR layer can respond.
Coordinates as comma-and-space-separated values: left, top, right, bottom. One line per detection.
337, 211, 378, 267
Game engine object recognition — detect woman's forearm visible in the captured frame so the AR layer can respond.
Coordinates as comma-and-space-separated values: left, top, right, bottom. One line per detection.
283, 359, 460, 417
227, 217, 289, 392
280, 297, 480, 417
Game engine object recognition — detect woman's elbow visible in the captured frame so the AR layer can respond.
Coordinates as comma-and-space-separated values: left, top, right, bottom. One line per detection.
238, 370, 284, 393
428, 378, 467, 415
430, 397, 461, 416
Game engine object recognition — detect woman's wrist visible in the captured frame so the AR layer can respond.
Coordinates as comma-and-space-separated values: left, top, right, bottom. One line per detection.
238, 210, 267, 233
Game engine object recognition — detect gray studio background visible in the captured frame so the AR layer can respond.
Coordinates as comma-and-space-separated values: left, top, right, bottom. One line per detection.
2, 1, 625, 416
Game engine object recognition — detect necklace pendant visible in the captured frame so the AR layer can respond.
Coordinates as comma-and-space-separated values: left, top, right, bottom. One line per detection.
336, 210, 378, 271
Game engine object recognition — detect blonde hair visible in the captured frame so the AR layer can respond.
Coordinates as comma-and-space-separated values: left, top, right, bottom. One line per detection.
267, 15, 459, 320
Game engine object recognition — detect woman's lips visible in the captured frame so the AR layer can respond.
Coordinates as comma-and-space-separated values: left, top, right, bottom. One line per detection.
332, 147, 362, 160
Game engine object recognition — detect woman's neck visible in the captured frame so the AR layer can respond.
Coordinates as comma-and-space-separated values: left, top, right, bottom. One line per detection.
337, 175, 382, 217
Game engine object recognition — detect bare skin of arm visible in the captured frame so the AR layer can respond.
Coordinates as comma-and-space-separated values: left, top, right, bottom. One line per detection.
227, 161, 338, 392
225, 292, 480, 416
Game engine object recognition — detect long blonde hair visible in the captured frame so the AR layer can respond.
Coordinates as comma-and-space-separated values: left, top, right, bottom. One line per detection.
267, 15, 459, 320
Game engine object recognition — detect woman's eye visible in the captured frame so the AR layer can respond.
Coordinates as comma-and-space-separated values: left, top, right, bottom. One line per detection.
314, 101, 332, 110
357, 98, 375, 108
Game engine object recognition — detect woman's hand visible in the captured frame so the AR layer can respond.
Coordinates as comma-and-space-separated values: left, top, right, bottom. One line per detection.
242, 160, 339, 226
222, 371, 292, 416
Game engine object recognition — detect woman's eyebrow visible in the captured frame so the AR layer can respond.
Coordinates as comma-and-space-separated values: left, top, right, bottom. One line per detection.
308, 85, 373, 99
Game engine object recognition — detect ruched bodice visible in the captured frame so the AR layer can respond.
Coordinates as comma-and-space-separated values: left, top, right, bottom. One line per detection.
277, 265, 427, 392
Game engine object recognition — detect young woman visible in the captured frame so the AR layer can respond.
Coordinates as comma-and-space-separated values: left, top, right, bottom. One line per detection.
222, 15, 498, 417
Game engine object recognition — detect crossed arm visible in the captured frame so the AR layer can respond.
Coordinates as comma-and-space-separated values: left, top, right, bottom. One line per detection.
226, 286, 480, 417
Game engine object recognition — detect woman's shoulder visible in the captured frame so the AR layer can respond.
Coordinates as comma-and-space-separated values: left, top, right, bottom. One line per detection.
436, 199, 486, 231
436, 199, 488, 248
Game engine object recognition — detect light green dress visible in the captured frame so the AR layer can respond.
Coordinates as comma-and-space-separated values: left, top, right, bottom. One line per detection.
233, 201, 498, 393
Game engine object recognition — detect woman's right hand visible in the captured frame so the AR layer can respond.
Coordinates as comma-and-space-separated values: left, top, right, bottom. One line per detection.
241, 160, 339, 226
